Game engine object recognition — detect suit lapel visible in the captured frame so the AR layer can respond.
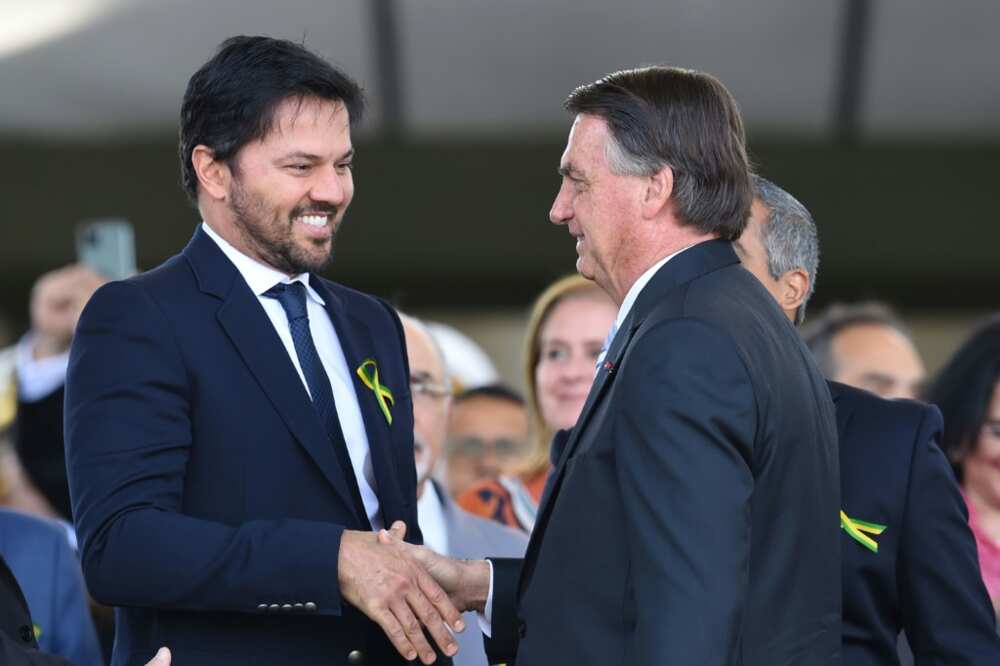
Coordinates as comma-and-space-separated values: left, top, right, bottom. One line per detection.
313, 279, 407, 526
519, 313, 639, 595
184, 227, 362, 518
519, 239, 743, 598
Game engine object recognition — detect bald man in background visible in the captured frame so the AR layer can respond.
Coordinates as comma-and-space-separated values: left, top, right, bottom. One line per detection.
735, 175, 1000, 665
801, 301, 925, 400
400, 314, 527, 666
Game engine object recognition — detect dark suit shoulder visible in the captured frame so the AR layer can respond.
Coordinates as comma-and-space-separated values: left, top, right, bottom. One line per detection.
832, 382, 942, 458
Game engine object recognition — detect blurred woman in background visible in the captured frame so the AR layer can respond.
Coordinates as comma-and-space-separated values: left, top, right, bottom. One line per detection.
457, 275, 615, 532
925, 314, 1000, 615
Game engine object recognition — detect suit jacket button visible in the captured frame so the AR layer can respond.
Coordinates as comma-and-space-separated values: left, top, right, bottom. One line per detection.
347, 649, 364, 664
304, 602, 317, 612
518, 620, 526, 638
19, 625, 34, 643
257, 603, 268, 612
268, 604, 280, 612
293, 603, 304, 611
281, 604, 293, 612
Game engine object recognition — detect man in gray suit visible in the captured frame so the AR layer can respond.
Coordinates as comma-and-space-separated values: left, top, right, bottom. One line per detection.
400, 315, 528, 666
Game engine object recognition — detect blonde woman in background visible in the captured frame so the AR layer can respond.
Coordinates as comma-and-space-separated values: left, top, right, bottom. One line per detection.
457, 275, 615, 532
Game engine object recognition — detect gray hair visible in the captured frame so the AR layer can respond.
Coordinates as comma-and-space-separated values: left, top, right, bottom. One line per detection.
397, 311, 451, 388
751, 175, 819, 325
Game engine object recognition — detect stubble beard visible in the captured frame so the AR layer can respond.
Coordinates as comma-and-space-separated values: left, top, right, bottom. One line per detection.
228, 176, 337, 275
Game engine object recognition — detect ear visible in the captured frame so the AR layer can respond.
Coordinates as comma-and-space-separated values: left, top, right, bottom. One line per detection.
778, 268, 810, 314
191, 145, 231, 201
640, 164, 674, 219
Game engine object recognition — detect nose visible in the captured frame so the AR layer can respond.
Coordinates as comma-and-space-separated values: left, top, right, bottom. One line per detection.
549, 181, 573, 226
310, 164, 349, 207
564, 353, 595, 382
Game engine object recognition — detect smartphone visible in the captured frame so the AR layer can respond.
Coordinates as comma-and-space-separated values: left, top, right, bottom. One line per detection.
76, 219, 137, 280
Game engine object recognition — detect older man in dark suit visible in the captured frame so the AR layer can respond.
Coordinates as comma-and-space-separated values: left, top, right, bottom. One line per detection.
385, 67, 841, 666
65, 36, 461, 666
734, 175, 1000, 664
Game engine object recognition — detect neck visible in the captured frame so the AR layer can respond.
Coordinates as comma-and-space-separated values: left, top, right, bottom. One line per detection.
608, 230, 716, 305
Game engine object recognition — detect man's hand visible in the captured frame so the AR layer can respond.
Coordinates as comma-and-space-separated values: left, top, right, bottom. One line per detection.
338, 528, 463, 664
379, 522, 492, 614
29, 264, 106, 359
144, 647, 170, 665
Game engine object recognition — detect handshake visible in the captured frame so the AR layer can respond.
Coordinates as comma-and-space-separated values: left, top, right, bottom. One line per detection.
338, 521, 494, 665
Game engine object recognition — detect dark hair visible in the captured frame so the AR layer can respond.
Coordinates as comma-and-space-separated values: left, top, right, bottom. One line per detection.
800, 301, 911, 378
924, 315, 1000, 480
565, 66, 751, 240
453, 383, 525, 408
178, 35, 365, 204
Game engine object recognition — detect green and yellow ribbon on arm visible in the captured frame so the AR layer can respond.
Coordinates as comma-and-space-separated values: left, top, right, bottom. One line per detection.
840, 510, 886, 553
356, 358, 395, 425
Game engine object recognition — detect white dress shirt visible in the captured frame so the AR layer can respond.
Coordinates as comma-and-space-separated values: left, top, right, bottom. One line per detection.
202, 222, 383, 530
416, 481, 448, 556
15, 334, 70, 402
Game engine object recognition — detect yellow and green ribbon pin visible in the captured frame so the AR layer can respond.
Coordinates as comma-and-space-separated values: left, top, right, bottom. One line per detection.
356, 358, 394, 425
840, 510, 886, 553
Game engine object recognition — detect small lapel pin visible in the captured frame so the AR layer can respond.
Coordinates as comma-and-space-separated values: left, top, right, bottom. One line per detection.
603, 360, 615, 374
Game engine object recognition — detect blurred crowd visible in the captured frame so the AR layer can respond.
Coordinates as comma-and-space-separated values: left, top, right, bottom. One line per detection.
1, 189, 999, 663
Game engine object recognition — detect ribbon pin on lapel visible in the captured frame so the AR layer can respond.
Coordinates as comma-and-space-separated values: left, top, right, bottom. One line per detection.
840, 510, 886, 553
356, 358, 395, 425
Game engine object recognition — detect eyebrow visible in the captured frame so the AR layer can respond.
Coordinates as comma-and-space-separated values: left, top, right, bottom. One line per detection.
279, 148, 355, 162
558, 164, 583, 179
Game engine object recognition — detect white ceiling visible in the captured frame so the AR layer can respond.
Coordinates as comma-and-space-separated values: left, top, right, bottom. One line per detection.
0, 0, 996, 139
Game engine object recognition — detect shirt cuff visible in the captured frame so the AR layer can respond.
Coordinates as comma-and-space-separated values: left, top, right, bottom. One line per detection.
476, 559, 495, 638
15, 334, 69, 402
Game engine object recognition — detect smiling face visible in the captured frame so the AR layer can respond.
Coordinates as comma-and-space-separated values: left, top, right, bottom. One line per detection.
534, 292, 617, 431
214, 96, 355, 275
549, 114, 646, 302
963, 381, 1000, 510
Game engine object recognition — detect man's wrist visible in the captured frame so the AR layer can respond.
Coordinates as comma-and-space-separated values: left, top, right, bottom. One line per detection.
459, 559, 491, 614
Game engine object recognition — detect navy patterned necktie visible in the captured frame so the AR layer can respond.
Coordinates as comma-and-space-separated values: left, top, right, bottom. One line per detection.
264, 281, 370, 527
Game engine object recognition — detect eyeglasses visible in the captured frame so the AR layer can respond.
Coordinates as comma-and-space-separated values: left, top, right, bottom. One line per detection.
446, 436, 529, 459
410, 375, 451, 402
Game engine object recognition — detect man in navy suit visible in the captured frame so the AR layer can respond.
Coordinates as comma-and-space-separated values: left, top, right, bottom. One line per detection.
734, 175, 1000, 664
65, 36, 461, 666
386, 67, 841, 665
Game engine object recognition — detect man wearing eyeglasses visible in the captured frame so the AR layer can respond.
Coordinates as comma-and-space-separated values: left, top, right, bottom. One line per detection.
445, 386, 530, 498
400, 314, 528, 666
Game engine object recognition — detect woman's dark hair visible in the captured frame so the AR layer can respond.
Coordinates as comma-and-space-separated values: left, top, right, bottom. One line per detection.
565, 66, 752, 240
924, 314, 1000, 480
178, 35, 365, 205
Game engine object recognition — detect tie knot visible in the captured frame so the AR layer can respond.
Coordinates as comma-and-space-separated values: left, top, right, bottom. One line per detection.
264, 281, 309, 321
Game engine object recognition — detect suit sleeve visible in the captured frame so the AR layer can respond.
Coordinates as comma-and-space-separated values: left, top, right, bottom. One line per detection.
65, 281, 346, 615
49, 528, 102, 666
614, 318, 756, 664
483, 557, 523, 665
0, 635, 73, 666
898, 405, 1000, 662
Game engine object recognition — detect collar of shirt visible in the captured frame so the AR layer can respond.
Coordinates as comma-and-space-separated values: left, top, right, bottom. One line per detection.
201, 221, 326, 307
613, 243, 696, 330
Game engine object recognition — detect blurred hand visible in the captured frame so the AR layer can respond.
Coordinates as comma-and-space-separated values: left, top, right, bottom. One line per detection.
378, 521, 492, 615
145, 647, 170, 665
29, 264, 106, 359
338, 527, 464, 664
